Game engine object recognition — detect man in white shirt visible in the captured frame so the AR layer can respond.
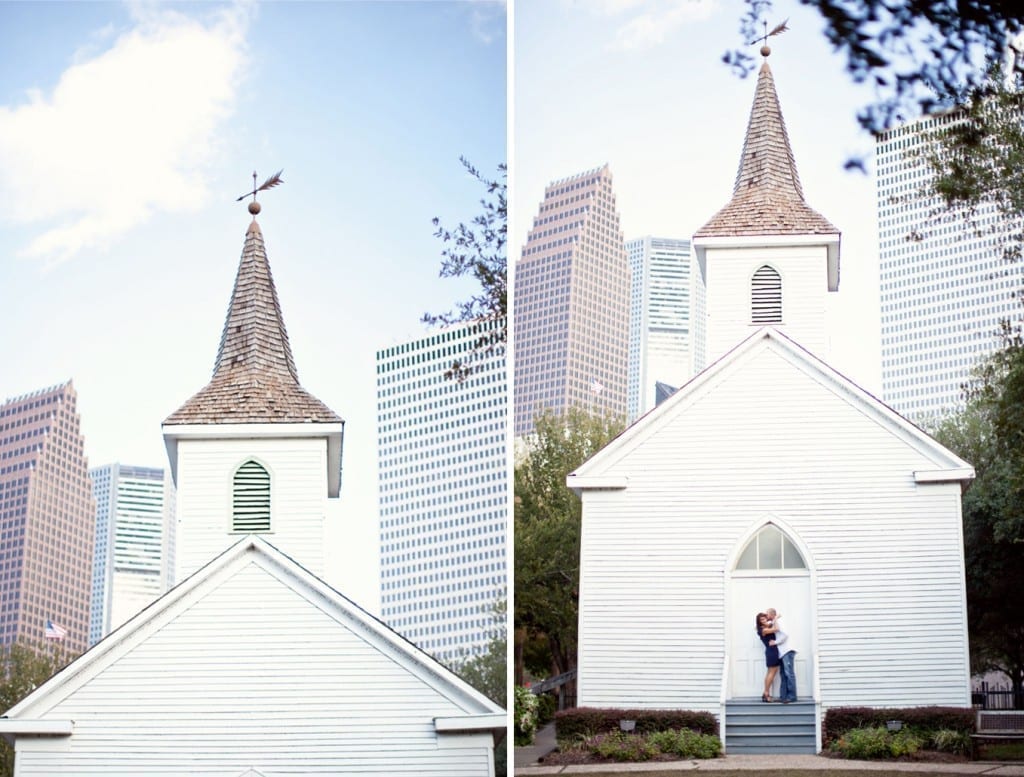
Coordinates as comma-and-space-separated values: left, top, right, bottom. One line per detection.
767, 607, 797, 703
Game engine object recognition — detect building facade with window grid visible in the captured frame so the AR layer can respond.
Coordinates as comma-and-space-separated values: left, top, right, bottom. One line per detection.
376, 318, 506, 663
626, 236, 692, 422
0, 381, 94, 654
89, 464, 175, 646
878, 112, 1024, 422
514, 165, 630, 437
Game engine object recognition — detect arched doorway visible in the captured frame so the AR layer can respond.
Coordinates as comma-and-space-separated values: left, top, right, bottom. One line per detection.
728, 522, 813, 699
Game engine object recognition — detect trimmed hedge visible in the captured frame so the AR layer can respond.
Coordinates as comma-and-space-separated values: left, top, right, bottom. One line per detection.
554, 707, 718, 746
823, 706, 975, 747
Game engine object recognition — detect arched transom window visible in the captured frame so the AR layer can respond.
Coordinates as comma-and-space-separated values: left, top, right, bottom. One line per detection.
233, 460, 271, 532
751, 265, 782, 324
736, 524, 806, 571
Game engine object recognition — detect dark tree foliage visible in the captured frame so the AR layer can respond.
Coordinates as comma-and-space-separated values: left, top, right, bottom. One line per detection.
726, 0, 1024, 133
423, 157, 507, 382
0, 642, 67, 777
931, 333, 1024, 700
916, 68, 1024, 263
514, 408, 625, 689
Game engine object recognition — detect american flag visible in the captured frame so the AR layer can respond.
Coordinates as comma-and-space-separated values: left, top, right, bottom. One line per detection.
44, 619, 66, 641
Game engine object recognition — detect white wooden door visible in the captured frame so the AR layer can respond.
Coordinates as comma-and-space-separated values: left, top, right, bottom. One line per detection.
729, 574, 812, 699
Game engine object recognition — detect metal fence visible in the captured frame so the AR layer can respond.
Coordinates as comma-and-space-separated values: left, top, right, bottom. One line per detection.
972, 689, 1024, 710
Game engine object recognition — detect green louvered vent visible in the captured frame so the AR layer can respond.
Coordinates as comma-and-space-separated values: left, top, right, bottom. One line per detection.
751, 265, 782, 324
233, 460, 271, 532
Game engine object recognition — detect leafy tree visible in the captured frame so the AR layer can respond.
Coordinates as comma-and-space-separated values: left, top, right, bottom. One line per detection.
457, 598, 507, 708
0, 642, 67, 777
423, 157, 507, 381
914, 68, 1024, 264
514, 408, 625, 690
727, 0, 1024, 134
931, 336, 1024, 702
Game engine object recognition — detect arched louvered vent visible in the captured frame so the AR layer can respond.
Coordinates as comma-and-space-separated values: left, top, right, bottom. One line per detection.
233, 460, 270, 532
751, 265, 782, 324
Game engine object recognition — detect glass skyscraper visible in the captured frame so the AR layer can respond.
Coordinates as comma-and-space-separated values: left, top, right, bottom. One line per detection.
376, 318, 506, 662
878, 113, 1024, 421
89, 464, 175, 645
0, 381, 94, 654
626, 236, 692, 421
514, 165, 630, 437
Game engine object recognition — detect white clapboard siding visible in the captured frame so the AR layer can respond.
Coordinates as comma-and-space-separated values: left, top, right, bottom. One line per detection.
8, 542, 498, 776
704, 244, 830, 365
575, 332, 970, 713
177, 436, 328, 579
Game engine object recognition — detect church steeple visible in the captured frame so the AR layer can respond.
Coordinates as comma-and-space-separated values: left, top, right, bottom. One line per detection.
694, 58, 838, 239
162, 207, 345, 580
690, 50, 842, 371
164, 218, 341, 426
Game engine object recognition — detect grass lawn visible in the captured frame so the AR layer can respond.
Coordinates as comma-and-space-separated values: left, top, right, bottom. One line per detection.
978, 742, 1024, 760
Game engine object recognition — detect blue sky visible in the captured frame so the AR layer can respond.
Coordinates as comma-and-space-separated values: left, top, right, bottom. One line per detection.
0, 1, 505, 602
514, 0, 882, 391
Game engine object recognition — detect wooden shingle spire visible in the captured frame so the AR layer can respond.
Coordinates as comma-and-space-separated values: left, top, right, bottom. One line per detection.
695, 56, 838, 238
164, 218, 341, 425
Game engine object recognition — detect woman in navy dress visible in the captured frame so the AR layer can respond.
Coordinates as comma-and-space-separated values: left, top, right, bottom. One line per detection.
756, 612, 781, 702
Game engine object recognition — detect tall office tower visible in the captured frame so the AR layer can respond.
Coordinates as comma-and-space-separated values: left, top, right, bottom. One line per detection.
376, 318, 506, 662
89, 464, 175, 645
626, 236, 693, 421
0, 381, 95, 654
514, 165, 630, 437
878, 113, 1023, 421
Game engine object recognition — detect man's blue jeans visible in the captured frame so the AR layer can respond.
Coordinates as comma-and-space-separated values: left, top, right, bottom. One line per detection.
778, 651, 797, 702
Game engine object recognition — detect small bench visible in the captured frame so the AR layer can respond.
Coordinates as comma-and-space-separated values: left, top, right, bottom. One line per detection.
971, 710, 1024, 758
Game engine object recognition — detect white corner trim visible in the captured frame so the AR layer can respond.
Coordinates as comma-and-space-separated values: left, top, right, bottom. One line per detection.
565, 475, 628, 491
434, 713, 507, 733
914, 467, 975, 483
0, 719, 73, 736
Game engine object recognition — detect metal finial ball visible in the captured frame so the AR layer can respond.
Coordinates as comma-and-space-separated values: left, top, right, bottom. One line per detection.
761, 44, 771, 57
248, 201, 261, 215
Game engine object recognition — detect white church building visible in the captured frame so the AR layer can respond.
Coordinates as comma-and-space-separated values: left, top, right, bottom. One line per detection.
568, 53, 974, 754
0, 207, 504, 774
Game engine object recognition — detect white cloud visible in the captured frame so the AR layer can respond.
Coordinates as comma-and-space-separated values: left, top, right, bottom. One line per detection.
0, 3, 250, 263
589, 0, 647, 15
606, 0, 718, 51
466, 1, 505, 46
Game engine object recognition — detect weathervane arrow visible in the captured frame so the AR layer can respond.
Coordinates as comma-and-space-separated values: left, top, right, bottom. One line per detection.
749, 18, 789, 49
236, 169, 284, 202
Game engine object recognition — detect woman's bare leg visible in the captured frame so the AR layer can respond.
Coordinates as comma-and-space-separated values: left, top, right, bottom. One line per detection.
763, 666, 779, 699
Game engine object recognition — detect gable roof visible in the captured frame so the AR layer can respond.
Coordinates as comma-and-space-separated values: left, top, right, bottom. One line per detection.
0, 535, 502, 729
694, 59, 839, 239
569, 327, 973, 488
164, 219, 342, 426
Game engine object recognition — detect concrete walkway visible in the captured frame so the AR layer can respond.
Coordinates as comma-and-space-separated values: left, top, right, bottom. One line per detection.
515, 722, 558, 769
513, 726, 1024, 775
514, 757, 1024, 775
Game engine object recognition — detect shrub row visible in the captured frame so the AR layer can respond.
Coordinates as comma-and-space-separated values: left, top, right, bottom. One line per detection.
829, 726, 926, 759
586, 728, 722, 761
823, 706, 974, 747
554, 707, 718, 746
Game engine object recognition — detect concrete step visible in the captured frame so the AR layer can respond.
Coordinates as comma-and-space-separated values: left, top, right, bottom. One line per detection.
724, 698, 817, 755
726, 743, 818, 754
